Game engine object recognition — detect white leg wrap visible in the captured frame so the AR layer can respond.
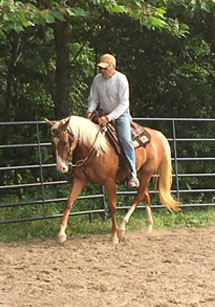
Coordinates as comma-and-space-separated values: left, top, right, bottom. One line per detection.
59, 224, 67, 236
118, 204, 136, 240
58, 224, 67, 243
145, 206, 153, 233
124, 204, 136, 224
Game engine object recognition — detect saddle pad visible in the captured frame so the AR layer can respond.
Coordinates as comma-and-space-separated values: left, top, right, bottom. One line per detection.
106, 120, 151, 156
131, 121, 151, 149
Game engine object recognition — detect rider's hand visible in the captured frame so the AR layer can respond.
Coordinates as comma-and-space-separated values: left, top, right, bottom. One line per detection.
98, 116, 109, 126
86, 112, 93, 119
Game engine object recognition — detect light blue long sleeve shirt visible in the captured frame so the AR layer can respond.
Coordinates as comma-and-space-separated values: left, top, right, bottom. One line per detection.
87, 71, 130, 121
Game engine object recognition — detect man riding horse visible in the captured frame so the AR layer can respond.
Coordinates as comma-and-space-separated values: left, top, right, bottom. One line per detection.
87, 53, 139, 189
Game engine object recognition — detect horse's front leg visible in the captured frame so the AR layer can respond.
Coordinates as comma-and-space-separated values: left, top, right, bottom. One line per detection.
104, 180, 119, 244
58, 177, 87, 244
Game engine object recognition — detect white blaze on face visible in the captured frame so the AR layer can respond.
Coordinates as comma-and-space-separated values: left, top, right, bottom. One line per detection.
53, 137, 69, 173
56, 151, 69, 173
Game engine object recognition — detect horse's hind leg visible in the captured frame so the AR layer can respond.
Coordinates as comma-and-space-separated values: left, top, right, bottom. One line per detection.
145, 198, 153, 234
118, 171, 153, 240
104, 180, 119, 244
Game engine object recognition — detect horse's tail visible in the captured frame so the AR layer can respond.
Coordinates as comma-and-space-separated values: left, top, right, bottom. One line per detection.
156, 136, 181, 212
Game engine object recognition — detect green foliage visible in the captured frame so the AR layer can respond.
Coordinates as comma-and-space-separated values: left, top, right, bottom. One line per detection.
0, 1, 91, 35
1, 0, 215, 121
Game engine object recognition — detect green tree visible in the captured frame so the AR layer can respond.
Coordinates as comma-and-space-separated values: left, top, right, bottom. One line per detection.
0, 0, 188, 121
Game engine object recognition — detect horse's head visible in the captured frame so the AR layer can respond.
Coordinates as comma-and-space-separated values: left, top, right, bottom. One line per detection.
45, 117, 78, 173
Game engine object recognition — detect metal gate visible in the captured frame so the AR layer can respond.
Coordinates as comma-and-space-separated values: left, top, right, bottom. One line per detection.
0, 118, 215, 224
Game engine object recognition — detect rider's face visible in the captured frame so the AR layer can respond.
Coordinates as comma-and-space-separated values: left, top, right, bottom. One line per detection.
100, 64, 116, 79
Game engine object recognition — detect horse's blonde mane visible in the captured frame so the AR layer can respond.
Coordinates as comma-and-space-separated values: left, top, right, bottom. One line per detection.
58, 116, 108, 154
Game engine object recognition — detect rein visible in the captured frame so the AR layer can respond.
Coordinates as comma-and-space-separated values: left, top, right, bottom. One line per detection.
69, 125, 103, 168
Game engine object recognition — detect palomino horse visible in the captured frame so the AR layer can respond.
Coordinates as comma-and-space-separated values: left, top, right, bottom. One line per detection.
45, 115, 180, 244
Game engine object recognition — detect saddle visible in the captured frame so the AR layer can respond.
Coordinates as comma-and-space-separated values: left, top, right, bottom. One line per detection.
92, 112, 151, 156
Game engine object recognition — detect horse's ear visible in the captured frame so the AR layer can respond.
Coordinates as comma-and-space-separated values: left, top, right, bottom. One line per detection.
61, 118, 70, 132
44, 118, 54, 127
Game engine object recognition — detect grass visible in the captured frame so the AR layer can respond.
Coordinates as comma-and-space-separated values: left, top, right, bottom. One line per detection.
1, 207, 215, 243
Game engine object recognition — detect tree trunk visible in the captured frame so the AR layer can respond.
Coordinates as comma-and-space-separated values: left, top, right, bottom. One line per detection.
53, 19, 70, 119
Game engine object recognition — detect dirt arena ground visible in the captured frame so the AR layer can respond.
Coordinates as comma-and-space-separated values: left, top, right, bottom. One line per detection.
0, 226, 215, 307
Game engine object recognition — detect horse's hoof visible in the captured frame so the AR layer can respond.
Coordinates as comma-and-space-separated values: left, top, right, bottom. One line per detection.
118, 228, 126, 241
146, 225, 153, 235
111, 237, 119, 245
57, 234, 67, 244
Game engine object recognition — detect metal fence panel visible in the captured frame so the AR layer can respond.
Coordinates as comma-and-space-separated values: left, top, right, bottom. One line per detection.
0, 118, 215, 224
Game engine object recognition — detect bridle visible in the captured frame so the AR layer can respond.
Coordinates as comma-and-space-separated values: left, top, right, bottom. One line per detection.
52, 125, 103, 169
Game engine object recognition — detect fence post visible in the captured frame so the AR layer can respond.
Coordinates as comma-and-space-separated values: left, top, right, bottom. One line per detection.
172, 119, 180, 201
36, 122, 46, 218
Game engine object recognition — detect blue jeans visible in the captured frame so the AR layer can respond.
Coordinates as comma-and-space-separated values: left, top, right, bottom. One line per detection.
115, 109, 137, 178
